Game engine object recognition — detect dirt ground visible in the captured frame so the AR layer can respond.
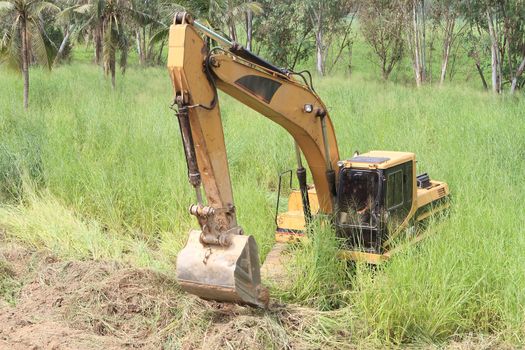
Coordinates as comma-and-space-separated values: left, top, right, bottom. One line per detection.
0, 241, 303, 350
0, 241, 515, 350
0, 243, 164, 349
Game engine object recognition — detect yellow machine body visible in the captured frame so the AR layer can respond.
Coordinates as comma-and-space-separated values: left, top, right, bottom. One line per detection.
276, 151, 450, 264
167, 14, 451, 305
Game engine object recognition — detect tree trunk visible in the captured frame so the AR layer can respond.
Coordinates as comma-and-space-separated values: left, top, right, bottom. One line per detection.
427, 20, 440, 84
228, 21, 237, 42
53, 26, 72, 67
156, 39, 166, 64
475, 62, 489, 90
142, 27, 147, 62
420, 0, 426, 82
290, 32, 308, 69
510, 56, 525, 94
503, 17, 515, 93
245, 6, 253, 51
136, 29, 144, 65
440, 17, 455, 85
412, 0, 422, 86
315, 29, 324, 75
110, 58, 116, 89
347, 44, 353, 75
487, 10, 501, 93
327, 14, 356, 75
146, 27, 154, 62
382, 61, 391, 80
21, 16, 29, 109
94, 25, 103, 65
314, 10, 324, 76
108, 42, 116, 89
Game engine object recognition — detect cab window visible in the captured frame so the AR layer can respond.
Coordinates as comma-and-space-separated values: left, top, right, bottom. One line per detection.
337, 169, 379, 213
386, 170, 403, 209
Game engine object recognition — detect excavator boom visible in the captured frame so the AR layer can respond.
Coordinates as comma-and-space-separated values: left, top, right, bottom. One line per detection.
167, 13, 338, 306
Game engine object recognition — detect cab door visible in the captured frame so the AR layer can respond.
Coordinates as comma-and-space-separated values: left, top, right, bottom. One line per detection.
383, 161, 413, 230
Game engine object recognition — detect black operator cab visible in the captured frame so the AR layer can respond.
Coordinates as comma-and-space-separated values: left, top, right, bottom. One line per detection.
335, 151, 415, 254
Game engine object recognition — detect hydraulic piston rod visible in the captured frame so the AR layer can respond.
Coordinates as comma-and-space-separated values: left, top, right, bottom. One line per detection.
193, 19, 289, 75
193, 21, 233, 47
317, 109, 337, 203
294, 142, 312, 223
175, 101, 203, 205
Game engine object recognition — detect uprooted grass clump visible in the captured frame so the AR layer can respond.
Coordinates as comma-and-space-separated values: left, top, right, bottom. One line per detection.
0, 251, 365, 349
198, 311, 290, 349
0, 259, 21, 305
2, 257, 214, 348
61, 263, 193, 346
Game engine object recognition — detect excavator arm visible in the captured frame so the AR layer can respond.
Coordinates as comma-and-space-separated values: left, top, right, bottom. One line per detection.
168, 13, 340, 306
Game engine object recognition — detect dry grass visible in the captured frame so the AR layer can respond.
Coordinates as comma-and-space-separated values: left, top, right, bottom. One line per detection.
0, 254, 21, 305
0, 246, 362, 349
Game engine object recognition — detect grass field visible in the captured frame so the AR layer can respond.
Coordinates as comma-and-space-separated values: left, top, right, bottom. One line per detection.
0, 62, 524, 348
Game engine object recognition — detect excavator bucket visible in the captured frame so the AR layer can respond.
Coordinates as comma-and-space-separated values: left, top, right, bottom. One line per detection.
176, 230, 268, 308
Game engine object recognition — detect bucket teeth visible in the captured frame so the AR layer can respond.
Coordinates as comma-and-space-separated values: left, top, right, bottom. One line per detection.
176, 230, 268, 308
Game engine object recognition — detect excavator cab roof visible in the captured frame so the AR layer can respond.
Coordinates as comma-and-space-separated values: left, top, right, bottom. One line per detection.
341, 151, 415, 170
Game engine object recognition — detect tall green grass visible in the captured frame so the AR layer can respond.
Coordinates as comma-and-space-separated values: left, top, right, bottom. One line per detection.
1, 64, 524, 346
276, 218, 354, 311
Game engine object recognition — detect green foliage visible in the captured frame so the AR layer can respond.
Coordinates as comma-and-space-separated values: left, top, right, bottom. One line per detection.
0, 0, 59, 70
461, 0, 525, 90
253, 0, 313, 68
254, 0, 357, 72
359, 0, 406, 80
208, 0, 262, 41
43, 24, 72, 62
0, 1, 525, 347
59, 0, 159, 86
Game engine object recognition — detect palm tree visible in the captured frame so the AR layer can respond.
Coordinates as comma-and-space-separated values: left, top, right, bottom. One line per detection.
132, 0, 187, 65
101, 0, 129, 88
63, 0, 152, 88
209, 0, 262, 44
52, 0, 81, 66
0, 0, 59, 108
66, 0, 104, 64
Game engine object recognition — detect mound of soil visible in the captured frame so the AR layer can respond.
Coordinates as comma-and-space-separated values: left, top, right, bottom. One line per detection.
0, 242, 298, 349
0, 243, 187, 349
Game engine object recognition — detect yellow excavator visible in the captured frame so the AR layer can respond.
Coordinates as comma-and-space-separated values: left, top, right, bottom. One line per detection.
168, 13, 450, 308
